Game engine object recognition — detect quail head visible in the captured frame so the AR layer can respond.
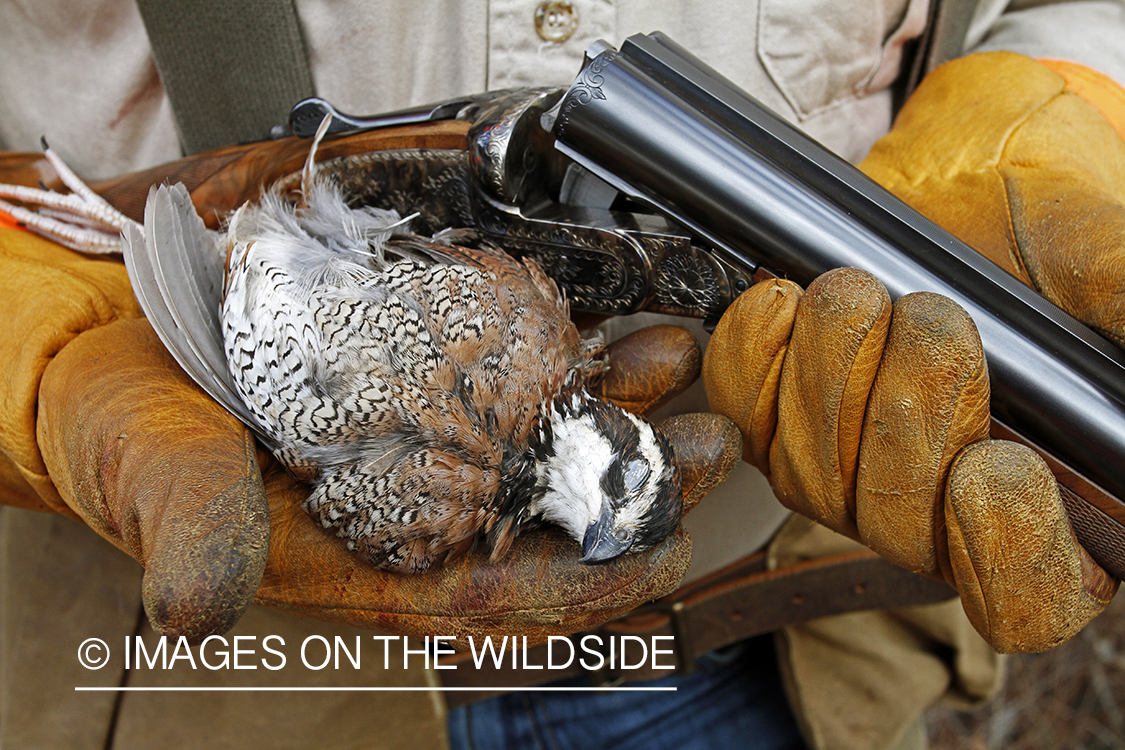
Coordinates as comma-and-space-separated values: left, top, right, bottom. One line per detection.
128, 165, 682, 573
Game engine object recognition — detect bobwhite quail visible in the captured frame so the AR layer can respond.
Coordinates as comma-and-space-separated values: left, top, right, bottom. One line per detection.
214, 174, 682, 571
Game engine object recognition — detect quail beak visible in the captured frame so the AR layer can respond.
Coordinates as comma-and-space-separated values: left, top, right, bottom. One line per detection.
580, 504, 631, 564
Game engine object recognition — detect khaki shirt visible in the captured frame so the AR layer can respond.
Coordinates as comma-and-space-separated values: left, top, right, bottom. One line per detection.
4, 0, 1124, 180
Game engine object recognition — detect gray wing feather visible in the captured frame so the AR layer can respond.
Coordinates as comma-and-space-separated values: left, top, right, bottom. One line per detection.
122, 184, 265, 435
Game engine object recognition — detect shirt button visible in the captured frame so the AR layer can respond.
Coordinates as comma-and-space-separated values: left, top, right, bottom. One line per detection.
535, 1, 579, 43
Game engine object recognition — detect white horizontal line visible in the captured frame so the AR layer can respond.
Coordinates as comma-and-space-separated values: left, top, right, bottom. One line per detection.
75, 686, 677, 693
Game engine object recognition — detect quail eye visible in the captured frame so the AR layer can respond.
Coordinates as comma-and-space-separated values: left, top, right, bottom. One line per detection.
624, 458, 650, 492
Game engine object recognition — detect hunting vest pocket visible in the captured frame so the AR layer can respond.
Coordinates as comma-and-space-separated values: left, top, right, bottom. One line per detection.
757, 0, 929, 119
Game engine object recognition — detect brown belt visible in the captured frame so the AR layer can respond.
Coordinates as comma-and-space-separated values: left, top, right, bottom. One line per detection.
436, 548, 956, 707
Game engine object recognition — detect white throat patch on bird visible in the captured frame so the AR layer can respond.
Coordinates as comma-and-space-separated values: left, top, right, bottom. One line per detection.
117, 154, 683, 573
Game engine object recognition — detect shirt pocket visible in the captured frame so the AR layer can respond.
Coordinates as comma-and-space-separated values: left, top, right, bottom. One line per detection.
757, 0, 929, 119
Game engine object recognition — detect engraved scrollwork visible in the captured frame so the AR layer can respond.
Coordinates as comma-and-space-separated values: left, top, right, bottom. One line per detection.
472, 118, 514, 203
644, 246, 755, 324
655, 253, 721, 314
467, 88, 564, 205
569, 53, 610, 104
555, 51, 615, 137
471, 194, 650, 315
521, 246, 631, 313
274, 149, 476, 235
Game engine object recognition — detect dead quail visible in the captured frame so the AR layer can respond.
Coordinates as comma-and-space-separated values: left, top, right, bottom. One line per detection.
1, 140, 683, 573
215, 174, 682, 571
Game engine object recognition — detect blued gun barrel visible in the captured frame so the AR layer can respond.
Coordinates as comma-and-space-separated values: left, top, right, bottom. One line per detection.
549, 32, 1125, 578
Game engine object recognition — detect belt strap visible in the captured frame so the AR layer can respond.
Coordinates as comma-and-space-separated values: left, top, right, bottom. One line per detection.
135, 0, 315, 155
437, 549, 956, 707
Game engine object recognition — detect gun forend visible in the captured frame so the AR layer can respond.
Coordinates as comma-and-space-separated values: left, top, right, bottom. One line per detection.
547, 32, 1125, 580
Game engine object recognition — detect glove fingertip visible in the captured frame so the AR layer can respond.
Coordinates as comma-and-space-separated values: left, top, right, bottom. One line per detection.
946, 440, 1113, 652
657, 412, 743, 515
770, 268, 891, 539
141, 432, 271, 643
702, 278, 800, 471
597, 324, 702, 415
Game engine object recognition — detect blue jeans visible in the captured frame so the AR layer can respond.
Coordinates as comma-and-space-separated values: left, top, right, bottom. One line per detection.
447, 635, 806, 750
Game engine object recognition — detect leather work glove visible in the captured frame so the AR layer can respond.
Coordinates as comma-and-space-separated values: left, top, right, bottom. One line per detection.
704, 51, 1124, 654
0, 130, 742, 644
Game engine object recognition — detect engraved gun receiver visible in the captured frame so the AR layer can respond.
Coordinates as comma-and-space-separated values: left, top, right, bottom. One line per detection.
288, 87, 753, 325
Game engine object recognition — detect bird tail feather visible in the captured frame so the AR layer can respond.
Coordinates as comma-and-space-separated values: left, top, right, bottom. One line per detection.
122, 184, 269, 437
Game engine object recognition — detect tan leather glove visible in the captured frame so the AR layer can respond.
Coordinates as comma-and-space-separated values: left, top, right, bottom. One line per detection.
1, 152, 740, 643
704, 52, 1124, 654
862, 52, 1125, 348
